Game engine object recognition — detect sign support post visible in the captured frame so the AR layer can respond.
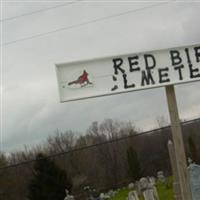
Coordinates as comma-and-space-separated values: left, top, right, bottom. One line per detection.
165, 85, 192, 200
168, 140, 182, 200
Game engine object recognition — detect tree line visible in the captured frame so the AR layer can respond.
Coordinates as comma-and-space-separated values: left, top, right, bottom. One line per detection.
0, 118, 199, 200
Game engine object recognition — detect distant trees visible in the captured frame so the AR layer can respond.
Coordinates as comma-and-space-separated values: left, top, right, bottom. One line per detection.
126, 147, 142, 181
0, 118, 199, 200
46, 130, 76, 154
0, 153, 7, 167
28, 153, 72, 200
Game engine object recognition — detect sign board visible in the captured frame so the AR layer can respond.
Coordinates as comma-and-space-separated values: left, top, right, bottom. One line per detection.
56, 44, 200, 102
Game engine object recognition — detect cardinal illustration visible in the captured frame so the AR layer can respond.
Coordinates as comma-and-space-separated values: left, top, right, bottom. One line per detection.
68, 70, 92, 87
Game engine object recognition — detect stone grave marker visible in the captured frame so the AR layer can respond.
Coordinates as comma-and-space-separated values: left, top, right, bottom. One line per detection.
64, 189, 75, 200
128, 183, 135, 190
99, 193, 110, 200
188, 161, 200, 200
140, 177, 159, 200
157, 171, 166, 184
127, 190, 139, 200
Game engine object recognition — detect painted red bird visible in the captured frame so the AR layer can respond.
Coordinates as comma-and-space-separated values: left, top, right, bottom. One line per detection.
68, 70, 92, 86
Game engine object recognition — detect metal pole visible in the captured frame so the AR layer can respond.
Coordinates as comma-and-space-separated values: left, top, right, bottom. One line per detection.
165, 85, 192, 200
168, 140, 182, 200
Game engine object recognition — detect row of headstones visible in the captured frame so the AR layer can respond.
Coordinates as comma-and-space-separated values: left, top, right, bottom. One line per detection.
64, 186, 118, 200
64, 171, 165, 200
99, 189, 118, 200
64, 161, 200, 200
128, 160, 200, 200
118, 160, 200, 200
99, 172, 164, 200
127, 171, 165, 200
85, 186, 118, 200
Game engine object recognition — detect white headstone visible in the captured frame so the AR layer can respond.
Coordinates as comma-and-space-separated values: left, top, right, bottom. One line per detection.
107, 190, 116, 198
140, 177, 149, 190
128, 183, 135, 190
99, 193, 110, 200
149, 178, 159, 200
99, 193, 104, 199
149, 177, 156, 185
127, 190, 139, 200
143, 189, 156, 200
188, 163, 200, 200
157, 171, 166, 183
139, 177, 159, 200
64, 189, 75, 200
135, 181, 142, 195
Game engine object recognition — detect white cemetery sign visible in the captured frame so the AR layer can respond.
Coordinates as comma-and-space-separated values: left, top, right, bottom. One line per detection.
56, 44, 200, 102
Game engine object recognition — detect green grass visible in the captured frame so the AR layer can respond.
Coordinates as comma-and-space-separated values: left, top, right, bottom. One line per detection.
111, 177, 174, 200
110, 188, 130, 200
110, 188, 144, 200
156, 177, 174, 200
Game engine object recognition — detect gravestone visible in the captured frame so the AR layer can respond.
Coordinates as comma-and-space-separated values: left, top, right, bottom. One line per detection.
188, 162, 200, 200
149, 177, 156, 185
128, 182, 135, 190
99, 193, 110, 200
127, 190, 139, 200
64, 189, 75, 200
157, 171, 166, 183
149, 177, 159, 200
135, 181, 142, 196
107, 190, 116, 198
140, 177, 154, 200
140, 177, 159, 200
84, 186, 99, 200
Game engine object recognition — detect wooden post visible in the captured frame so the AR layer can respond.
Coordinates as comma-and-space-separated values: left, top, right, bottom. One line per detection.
168, 140, 182, 200
165, 85, 192, 200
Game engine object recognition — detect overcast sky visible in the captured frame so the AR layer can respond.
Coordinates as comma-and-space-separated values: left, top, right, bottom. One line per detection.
1, 0, 200, 152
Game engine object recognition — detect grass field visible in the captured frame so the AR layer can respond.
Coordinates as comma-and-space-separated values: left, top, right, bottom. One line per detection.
111, 177, 174, 200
